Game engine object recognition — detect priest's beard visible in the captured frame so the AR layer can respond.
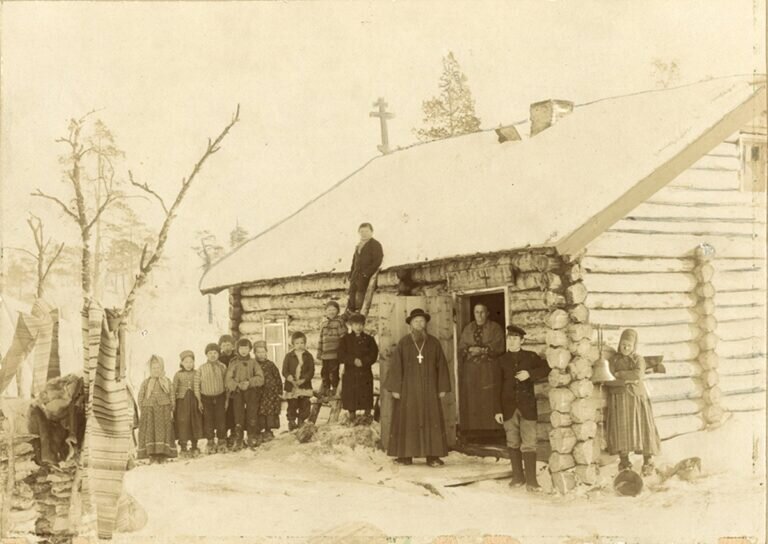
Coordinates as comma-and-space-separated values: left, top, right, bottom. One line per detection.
411, 329, 426, 343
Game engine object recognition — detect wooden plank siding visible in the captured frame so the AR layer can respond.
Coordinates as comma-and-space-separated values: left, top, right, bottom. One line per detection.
584, 130, 766, 438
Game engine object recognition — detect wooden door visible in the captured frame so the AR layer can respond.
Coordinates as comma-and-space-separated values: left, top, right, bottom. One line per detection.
378, 295, 456, 451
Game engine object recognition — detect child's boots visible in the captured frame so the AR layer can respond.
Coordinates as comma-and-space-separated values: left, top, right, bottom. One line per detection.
523, 451, 542, 492
508, 449, 525, 488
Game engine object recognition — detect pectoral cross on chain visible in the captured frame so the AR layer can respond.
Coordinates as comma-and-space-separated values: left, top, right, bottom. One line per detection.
417, 353, 424, 364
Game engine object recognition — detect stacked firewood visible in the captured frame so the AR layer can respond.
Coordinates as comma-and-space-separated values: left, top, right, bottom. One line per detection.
1, 408, 40, 535
26, 463, 79, 537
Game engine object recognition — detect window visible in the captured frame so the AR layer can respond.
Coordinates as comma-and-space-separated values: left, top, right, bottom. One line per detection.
739, 133, 767, 192
263, 320, 287, 364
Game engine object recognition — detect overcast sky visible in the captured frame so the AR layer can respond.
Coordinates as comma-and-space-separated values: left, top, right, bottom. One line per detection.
1, 0, 765, 272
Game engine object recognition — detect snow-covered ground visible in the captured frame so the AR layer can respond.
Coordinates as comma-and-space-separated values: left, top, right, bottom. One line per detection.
115, 411, 766, 543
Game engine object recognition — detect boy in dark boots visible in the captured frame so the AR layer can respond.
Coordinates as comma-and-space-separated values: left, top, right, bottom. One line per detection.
317, 301, 346, 398
493, 325, 550, 492
225, 338, 264, 450
282, 332, 315, 430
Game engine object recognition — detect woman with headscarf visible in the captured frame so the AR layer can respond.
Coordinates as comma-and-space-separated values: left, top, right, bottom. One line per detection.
604, 329, 661, 475
137, 355, 177, 463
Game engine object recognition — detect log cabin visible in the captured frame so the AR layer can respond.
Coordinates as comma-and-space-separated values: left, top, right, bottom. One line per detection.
200, 76, 766, 492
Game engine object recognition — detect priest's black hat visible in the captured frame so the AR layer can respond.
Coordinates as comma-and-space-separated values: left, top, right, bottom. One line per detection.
506, 325, 526, 337
406, 308, 431, 324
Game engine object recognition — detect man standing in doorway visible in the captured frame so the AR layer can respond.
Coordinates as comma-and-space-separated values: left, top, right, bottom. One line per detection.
384, 308, 451, 467
346, 223, 383, 314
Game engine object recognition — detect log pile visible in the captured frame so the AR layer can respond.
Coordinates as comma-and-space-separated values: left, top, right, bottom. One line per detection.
545, 253, 600, 493
1, 405, 82, 539
27, 463, 79, 537
693, 244, 725, 426
0, 432, 40, 536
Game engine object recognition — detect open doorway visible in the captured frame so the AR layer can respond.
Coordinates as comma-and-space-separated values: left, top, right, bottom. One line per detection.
455, 289, 507, 445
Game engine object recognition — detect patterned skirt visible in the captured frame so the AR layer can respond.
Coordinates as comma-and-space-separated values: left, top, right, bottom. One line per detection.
175, 390, 203, 444
605, 390, 661, 456
137, 404, 177, 458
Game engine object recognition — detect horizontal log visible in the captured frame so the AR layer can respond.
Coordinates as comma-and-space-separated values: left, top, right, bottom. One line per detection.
712, 305, 766, 322
589, 291, 696, 310
512, 272, 562, 292
647, 361, 702, 378
582, 255, 696, 274
718, 373, 765, 396
651, 398, 705, 418
595, 324, 700, 349
720, 391, 766, 412
717, 337, 766, 358
648, 185, 761, 206
703, 141, 740, 158
717, 318, 766, 342
590, 307, 695, 327
587, 231, 765, 259
507, 290, 551, 312
586, 272, 696, 293
240, 292, 347, 312
714, 290, 768, 307
510, 310, 549, 328
565, 282, 588, 305
718, 356, 765, 377
656, 413, 706, 440
714, 270, 767, 291
615, 217, 761, 236
645, 377, 704, 402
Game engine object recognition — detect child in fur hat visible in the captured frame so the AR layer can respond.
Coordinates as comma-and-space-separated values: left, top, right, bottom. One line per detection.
137, 355, 177, 463
225, 338, 265, 450
253, 341, 282, 441
173, 350, 203, 457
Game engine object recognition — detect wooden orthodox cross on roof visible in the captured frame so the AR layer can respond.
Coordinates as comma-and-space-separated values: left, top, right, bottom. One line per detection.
369, 97, 395, 155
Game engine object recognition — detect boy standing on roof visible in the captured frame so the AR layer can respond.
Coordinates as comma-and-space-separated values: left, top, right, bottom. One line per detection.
346, 223, 383, 315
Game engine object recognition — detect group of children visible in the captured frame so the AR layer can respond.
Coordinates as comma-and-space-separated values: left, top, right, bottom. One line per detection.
136, 300, 378, 463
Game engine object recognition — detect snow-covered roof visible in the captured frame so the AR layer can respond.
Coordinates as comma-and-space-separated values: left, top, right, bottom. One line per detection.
200, 76, 766, 294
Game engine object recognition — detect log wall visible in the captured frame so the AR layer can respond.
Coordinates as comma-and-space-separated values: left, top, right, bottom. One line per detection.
585, 130, 767, 440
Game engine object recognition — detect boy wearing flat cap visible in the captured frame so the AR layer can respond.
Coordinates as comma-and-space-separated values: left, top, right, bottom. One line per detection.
493, 325, 550, 491
197, 343, 228, 454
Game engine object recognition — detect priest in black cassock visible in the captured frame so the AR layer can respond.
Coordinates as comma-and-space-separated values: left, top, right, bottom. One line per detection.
384, 308, 451, 467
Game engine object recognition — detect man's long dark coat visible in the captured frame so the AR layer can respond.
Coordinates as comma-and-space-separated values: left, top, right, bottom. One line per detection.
338, 331, 379, 411
384, 333, 451, 458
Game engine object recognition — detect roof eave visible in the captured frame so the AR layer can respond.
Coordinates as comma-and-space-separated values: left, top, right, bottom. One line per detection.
555, 84, 767, 257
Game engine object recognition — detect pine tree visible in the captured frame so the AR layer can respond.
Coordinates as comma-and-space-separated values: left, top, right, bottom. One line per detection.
229, 222, 250, 249
415, 52, 482, 142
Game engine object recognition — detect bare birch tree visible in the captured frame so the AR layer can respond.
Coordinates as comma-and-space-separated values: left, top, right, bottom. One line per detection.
5, 214, 65, 298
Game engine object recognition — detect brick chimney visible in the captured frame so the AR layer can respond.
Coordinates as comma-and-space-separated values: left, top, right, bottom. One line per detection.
529, 99, 574, 136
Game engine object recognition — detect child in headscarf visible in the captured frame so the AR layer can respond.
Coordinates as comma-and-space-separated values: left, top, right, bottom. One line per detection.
605, 329, 661, 475
137, 355, 177, 463
253, 340, 282, 441
173, 350, 203, 457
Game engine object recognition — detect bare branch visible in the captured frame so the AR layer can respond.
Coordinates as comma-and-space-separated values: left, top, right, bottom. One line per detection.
40, 243, 66, 285
138, 243, 149, 271
128, 170, 168, 215
4, 247, 37, 260
85, 192, 120, 233
30, 189, 78, 222
121, 104, 241, 319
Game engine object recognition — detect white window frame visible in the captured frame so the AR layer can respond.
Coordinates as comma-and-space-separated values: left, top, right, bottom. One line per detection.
262, 319, 288, 364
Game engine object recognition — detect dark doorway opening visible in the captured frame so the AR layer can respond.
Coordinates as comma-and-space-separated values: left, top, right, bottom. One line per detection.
456, 290, 507, 446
